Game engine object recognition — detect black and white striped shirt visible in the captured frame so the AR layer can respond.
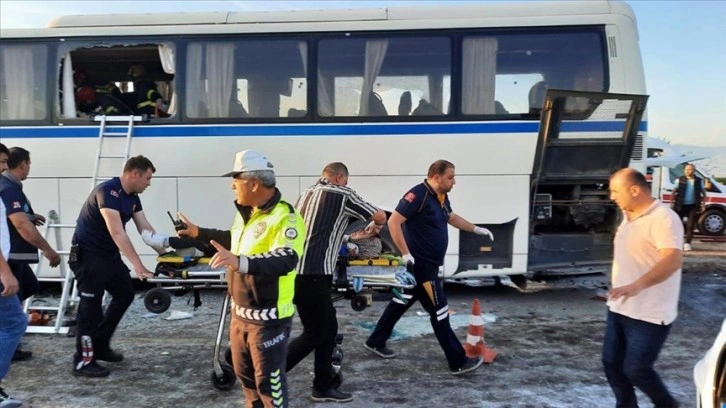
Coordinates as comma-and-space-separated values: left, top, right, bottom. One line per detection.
296, 178, 379, 275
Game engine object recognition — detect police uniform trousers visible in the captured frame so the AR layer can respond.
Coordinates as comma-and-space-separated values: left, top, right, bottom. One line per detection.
230, 317, 291, 408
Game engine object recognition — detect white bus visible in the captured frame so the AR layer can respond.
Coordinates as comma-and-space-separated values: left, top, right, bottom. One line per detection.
0, 0, 648, 286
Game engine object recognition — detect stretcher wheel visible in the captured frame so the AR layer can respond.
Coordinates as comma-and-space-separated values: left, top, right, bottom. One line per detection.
350, 295, 368, 312
211, 363, 236, 391
144, 288, 172, 314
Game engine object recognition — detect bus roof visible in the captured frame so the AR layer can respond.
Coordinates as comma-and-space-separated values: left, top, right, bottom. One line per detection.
1, 0, 637, 39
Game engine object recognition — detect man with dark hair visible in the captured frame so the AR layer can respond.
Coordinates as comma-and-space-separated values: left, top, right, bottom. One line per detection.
287, 161, 386, 403
69, 155, 161, 377
365, 159, 493, 376
671, 163, 709, 251
604, 167, 683, 408
0, 143, 27, 407
0, 147, 61, 363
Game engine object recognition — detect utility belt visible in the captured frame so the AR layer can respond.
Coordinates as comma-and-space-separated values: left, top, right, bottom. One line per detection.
68, 244, 121, 270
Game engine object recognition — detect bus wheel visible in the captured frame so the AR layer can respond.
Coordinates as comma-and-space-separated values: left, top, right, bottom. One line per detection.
698, 209, 725, 236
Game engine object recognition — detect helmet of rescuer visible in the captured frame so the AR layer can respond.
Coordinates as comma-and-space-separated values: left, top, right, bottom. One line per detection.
127, 64, 146, 80
75, 86, 97, 104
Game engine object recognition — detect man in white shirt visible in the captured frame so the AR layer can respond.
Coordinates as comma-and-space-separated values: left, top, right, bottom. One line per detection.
604, 168, 683, 408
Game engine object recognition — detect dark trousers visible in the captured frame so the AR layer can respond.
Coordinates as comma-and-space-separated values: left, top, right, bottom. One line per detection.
677, 204, 698, 244
70, 251, 134, 360
8, 261, 38, 302
602, 310, 678, 408
286, 275, 338, 391
230, 318, 291, 408
367, 260, 467, 371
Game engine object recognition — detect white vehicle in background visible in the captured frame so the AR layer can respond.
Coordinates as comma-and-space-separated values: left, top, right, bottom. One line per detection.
694, 318, 726, 408
647, 138, 726, 236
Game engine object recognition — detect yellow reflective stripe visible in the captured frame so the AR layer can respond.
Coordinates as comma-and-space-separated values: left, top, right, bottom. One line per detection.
137, 101, 155, 109
146, 89, 156, 100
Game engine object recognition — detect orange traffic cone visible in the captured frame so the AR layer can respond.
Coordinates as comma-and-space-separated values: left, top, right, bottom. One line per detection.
462, 298, 497, 363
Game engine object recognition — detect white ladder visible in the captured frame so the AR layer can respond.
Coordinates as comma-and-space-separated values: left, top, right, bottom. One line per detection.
22, 211, 76, 334
90, 115, 143, 188
23, 115, 143, 334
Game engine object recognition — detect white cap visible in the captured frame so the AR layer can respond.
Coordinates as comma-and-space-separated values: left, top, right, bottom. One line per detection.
222, 149, 274, 177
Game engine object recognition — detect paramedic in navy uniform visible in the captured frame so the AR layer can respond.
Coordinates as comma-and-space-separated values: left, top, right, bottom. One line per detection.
365, 159, 493, 375
69, 155, 162, 378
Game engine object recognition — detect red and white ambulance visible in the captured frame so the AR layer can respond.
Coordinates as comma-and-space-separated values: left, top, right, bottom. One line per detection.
647, 138, 726, 236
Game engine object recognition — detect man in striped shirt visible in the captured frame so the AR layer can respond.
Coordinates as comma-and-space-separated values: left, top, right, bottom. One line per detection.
287, 162, 386, 403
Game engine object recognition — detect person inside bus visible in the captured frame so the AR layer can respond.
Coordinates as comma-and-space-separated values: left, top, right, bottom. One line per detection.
528, 81, 548, 115
671, 163, 709, 251
126, 64, 169, 118
75, 85, 134, 117
73, 70, 133, 117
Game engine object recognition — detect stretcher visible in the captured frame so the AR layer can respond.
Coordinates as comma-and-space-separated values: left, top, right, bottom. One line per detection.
331, 254, 416, 311
146, 251, 415, 391
145, 252, 415, 314
143, 253, 227, 314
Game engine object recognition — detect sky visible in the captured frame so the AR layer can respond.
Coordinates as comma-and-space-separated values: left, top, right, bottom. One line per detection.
1, 0, 725, 147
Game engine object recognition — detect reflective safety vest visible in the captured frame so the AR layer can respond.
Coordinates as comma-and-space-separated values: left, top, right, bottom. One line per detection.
228, 198, 305, 322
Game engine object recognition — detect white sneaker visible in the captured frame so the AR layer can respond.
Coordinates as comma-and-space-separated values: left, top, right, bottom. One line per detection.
683, 243, 692, 251
142, 230, 169, 249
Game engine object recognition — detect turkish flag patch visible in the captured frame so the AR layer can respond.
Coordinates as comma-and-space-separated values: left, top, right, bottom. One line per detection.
404, 192, 416, 203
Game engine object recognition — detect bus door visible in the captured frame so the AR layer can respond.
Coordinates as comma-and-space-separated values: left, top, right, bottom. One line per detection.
528, 89, 648, 271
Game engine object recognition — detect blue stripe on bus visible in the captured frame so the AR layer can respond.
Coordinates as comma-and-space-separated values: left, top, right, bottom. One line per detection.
0, 121, 647, 138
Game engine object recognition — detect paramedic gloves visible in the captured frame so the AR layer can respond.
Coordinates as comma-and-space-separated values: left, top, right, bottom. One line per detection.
473, 226, 494, 241
402, 253, 415, 273
142, 230, 170, 250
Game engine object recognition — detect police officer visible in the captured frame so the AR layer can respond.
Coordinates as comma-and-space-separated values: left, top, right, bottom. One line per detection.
69, 156, 160, 378
146, 149, 305, 408
365, 159, 493, 376
0, 147, 61, 362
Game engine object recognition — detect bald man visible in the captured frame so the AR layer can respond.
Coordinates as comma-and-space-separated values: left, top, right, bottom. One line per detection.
603, 168, 683, 408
